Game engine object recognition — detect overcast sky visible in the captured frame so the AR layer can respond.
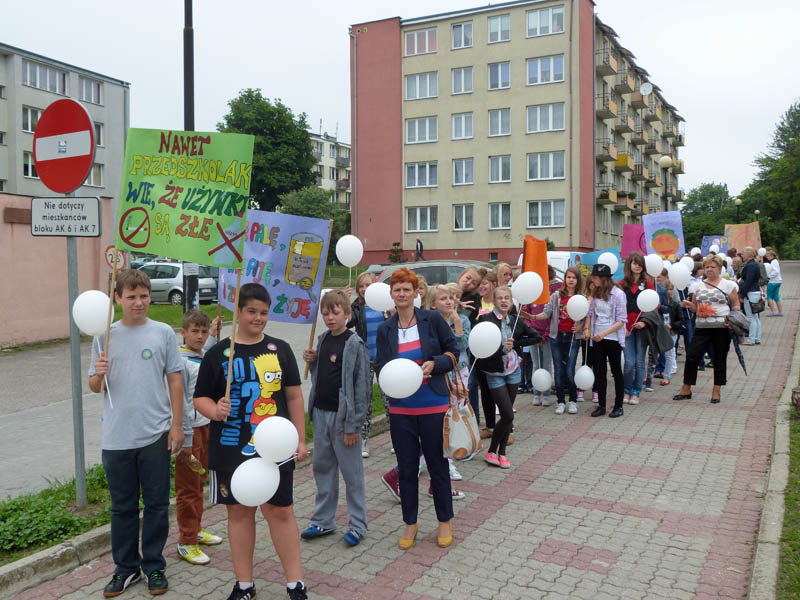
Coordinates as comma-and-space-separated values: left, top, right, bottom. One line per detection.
5, 0, 799, 196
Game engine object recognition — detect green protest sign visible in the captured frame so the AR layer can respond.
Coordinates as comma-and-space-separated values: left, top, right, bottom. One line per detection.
116, 128, 255, 269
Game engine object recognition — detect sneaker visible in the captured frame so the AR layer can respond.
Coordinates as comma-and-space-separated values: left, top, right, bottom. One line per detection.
532, 396, 542, 406
177, 543, 210, 565
555, 403, 566, 415
623, 394, 631, 404
498, 455, 511, 469
146, 569, 168, 596
541, 396, 552, 407
645, 386, 654, 392
300, 524, 336, 539
227, 582, 257, 600
484, 452, 502, 467
609, 407, 624, 418
592, 392, 599, 403
197, 529, 223, 545
449, 462, 463, 481
103, 570, 141, 597
629, 396, 640, 405
287, 582, 308, 600
361, 439, 370, 458
428, 485, 466, 500
343, 528, 364, 547
390, 446, 395, 454
576, 390, 585, 402
568, 402, 578, 414
381, 468, 401, 502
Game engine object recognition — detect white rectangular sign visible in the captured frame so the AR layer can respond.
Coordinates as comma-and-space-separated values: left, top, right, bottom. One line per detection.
30, 196, 101, 237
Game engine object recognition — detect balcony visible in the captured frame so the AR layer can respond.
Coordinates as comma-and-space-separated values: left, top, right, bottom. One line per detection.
676, 189, 685, 202
614, 113, 634, 133
631, 91, 649, 109
674, 133, 685, 146
314, 173, 322, 185
614, 153, 634, 172
312, 149, 322, 161
595, 49, 618, 76
631, 201, 645, 217
336, 178, 351, 190
645, 174, 661, 188
595, 138, 617, 162
336, 156, 351, 168
631, 126, 648, 145
596, 184, 617, 206
632, 163, 648, 181
337, 202, 351, 211
614, 70, 634, 94
644, 139, 661, 155
663, 121, 677, 138
644, 102, 661, 122
614, 193, 634, 212
673, 158, 685, 174
595, 95, 618, 119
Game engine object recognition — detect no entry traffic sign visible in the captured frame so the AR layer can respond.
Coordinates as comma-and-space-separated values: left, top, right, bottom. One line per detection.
33, 99, 96, 194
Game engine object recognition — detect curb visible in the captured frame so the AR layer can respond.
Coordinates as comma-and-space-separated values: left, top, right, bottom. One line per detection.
0, 414, 389, 599
748, 314, 800, 600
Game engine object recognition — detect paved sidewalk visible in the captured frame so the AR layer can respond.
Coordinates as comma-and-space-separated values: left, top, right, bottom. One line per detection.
10, 272, 799, 600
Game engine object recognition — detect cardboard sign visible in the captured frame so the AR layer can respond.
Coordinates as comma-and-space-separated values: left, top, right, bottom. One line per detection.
724, 222, 762, 252
700, 235, 729, 255
569, 247, 624, 281
621, 224, 647, 258
643, 211, 685, 260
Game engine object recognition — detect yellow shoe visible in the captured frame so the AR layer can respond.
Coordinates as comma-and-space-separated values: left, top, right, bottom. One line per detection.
197, 529, 223, 545
177, 543, 210, 565
479, 427, 493, 439
506, 434, 515, 446
398, 524, 419, 550
437, 521, 453, 548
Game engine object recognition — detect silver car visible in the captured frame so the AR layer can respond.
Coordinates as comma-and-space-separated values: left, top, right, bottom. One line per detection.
138, 262, 218, 305
377, 259, 493, 286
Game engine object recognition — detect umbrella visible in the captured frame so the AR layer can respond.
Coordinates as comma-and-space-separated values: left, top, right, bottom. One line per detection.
729, 329, 747, 376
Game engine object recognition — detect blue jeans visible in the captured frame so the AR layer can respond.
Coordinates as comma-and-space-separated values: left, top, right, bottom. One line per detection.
743, 291, 762, 343
485, 365, 522, 389
623, 330, 647, 396
550, 332, 579, 404
102, 432, 171, 577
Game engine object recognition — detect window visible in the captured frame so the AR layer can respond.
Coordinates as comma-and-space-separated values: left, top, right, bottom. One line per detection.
610, 211, 619, 235
599, 208, 608, 233
489, 203, 511, 229
527, 5, 565, 37
315, 164, 323, 176
489, 108, 511, 136
406, 206, 438, 232
0, 85, 5, 98
406, 161, 438, 188
528, 199, 565, 227
527, 55, 565, 85
84, 164, 103, 187
0, 180, 4, 192
23, 152, 38, 178
94, 122, 104, 146
452, 67, 473, 94
339, 147, 351, 159
329, 144, 336, 158
79, 76, 102, 104
406, 116, 438, 144
0, 132, 5, 145
489, 155, 511, 183
451, 22, 473, 49
527, 103, 565, 133
329, 167, 338, 180
406, 72, 438, 100
452, 112, 473, 139
489, 252, 499, 261
345, 191, 351, 207
527, 151, 566, 180
314, 141, 323, 154
489, 62, 510, 90
453, 158, 474, 185
22, 59, 67, 94
22, 106, 42, 133
405, 27, 437, 56
453, 204, 474, 230
488, 14, 510, 43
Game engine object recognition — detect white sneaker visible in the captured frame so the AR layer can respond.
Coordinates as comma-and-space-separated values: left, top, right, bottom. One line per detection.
361, 439, 370, 458
568, 402, 578, 414
645, 386, 654, 393
554, 403, 566, 415
532, 396, 542, 406
592, 392, 599, 403
541, 397, 552, 407
576, 390, 585, 402
449, 462, 463, 481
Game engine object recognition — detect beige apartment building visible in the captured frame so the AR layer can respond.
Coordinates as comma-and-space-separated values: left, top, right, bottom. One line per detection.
309, 132, 351, 210
350, 0, 686, 263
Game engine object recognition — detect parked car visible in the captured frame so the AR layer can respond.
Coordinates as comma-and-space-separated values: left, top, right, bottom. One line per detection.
377, 259, 494, 286
137, 262, 218, 305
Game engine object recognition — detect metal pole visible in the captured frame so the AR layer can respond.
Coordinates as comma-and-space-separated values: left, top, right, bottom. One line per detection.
183, 0, 198, 312
66, 190, 87, 508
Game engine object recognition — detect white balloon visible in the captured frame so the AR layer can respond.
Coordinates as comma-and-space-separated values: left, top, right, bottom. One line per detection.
598, 252, 619, 274
680, 256, 695, 270
636, 288, 659, 313
364, 282, 394, 312
566, 295, 589, 321
532, 369, 552, 393
517, 253, 524, 266
231, 459, 281, 507
414, 294, 422, 308
512, 271, 543, 304
690, 247, 701, 256
725, 256, 733, 266
644, 254, 664, 278
254, 416, 299, 463
709, 244, 720, 254
379, 358, 424, 398
72, 290, 113, 336
574, 365, 595, 391
662, 260, 672, 270
335, 235, 363, 268
668, 263, 691, 289
468, 321, 502, 359
758, 247, 767, 257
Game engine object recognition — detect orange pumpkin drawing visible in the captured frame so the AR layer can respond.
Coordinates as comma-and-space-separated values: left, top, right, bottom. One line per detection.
650, 228, 682, 259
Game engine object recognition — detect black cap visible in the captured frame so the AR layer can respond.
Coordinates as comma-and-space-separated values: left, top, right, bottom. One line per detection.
591, 263, 612, 277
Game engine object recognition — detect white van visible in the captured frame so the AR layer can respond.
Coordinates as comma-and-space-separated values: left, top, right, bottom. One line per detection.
547, 251, 571, 278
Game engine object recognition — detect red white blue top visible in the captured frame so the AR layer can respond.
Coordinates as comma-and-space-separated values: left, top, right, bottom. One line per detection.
389, 325, 449, 415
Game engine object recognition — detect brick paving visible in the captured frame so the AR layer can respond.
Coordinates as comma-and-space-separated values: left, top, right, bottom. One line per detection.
12, 271, 798, 600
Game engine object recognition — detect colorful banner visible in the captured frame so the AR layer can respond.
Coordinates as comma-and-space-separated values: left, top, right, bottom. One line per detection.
642, 210, 685, 260
700, 235, 730, 255
621, 224, 647, 258
724, 222, 762, 252
218, 210, 332, 325
569, 247, 624, 281
116, 128, 255, 269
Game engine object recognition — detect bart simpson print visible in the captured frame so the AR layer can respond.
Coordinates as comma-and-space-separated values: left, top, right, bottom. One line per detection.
242, 353, 282, 456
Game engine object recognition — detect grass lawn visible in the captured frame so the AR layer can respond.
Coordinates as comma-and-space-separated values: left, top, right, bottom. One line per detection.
777, 378, 800, 599
143, 304, 234, 329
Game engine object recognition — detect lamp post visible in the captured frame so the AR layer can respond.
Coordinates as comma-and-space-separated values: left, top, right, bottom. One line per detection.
659, 155, 673, 212
735, 197, 742, 223
754, 209, 760, 221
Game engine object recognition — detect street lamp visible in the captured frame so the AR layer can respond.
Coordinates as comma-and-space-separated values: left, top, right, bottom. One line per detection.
734, 197, 742, 223
754, 209, 760, 221
659, 155, 673, 212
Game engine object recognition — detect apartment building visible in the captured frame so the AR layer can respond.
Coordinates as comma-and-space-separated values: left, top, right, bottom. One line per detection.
350, 0, 686, 263
309, 132, 352, 210
0, 43, 129, 200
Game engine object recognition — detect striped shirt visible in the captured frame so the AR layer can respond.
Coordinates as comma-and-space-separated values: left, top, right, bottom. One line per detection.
389, 324, 449, 415
364, 306, 383, 362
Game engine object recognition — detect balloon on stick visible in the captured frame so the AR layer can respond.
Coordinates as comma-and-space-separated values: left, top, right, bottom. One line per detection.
364, 282, 394, 312
512, 271, 543, 304
566, 295, 589, 321
468, 321, 502, 359
662, 260, 672, 271
532, 369, 552, 393
709, 244, 720, 254
231, 459, 280, 507
254, 416, 299, 463
636, 289, 659, 313
668, 263, 691, 289
335, 235, 363, 267
379, 358, 424, 398
598, 252, 619, 274
690, 247, 701, 256
72, 290, 114, 336
758, 247, 767, 257
644, 254, 664, 278
680, 256, 695, 270
574, 365, 595, 391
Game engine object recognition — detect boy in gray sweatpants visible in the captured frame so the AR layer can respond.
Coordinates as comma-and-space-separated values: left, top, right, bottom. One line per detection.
301, 289, 370, 546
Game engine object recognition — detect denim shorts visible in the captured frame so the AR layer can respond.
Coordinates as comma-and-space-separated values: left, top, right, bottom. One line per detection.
485, 366, 522, 389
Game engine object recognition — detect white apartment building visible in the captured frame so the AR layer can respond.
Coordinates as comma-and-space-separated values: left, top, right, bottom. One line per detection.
309, 132, 351, 210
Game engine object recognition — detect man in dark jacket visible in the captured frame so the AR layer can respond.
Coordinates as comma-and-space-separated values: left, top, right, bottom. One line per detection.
738, 247, 762, 344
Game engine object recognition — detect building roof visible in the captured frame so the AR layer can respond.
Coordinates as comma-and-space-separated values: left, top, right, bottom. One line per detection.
401, 0, 553, 26
0, 42, 130, 87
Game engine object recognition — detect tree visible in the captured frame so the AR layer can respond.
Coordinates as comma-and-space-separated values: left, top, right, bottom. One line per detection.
278, 186, 351, 262
679, 183, 736, 250
217, 89, 316, 211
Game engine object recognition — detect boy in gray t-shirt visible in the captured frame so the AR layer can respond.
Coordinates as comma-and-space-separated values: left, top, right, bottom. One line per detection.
88, 269, 184, 597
